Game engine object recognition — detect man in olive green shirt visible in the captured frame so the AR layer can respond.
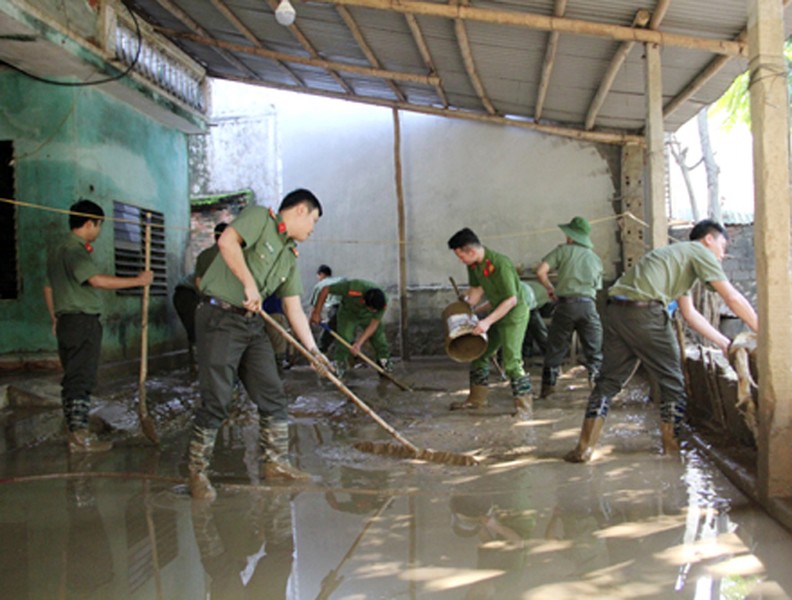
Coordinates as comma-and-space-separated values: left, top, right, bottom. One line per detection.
535, 216, 603, 397
188, 189, 332, 501
447, 228, 532, 418
44, 199, 153, 454
521, 281, 549, 360
565, 219, 759, 463
173, 221, 227, 369
310, 279, 390, 379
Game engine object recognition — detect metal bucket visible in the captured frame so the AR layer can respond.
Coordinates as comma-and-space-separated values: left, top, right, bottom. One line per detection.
442, 300, 488, 363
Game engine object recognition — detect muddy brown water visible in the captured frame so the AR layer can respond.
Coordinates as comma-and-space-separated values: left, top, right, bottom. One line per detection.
1, 358, 791, 598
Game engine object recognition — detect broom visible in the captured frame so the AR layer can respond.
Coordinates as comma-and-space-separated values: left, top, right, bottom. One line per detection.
319, 323, 412, 391
259, 310, 479, 466
138, 212, 159, 445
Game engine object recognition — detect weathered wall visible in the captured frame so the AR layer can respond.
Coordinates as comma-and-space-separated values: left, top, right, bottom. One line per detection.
0, 72, 190, 362
188, 82, 279, 205
275, 95, 621, 355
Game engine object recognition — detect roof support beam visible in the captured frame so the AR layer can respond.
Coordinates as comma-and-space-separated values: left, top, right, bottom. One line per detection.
225, 74, 644, 145
404, 14, 448, 106
454, 0, 496, 115
262, 0, 354, 94
208, 0, 303, 86
664, 0, 791, 117
156, 28, 440, 86
584, 9, 651, 130
534, 0, 567, 121
644, 41, 667, 250
151, 0, 260, 79
336, 6, 406, 101
310, 0, 745, 56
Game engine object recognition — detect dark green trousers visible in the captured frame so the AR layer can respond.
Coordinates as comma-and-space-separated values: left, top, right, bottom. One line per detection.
56, 313, 102, 401
195, 303, 287, 429
544, 299, 603, 372
586, 302, 685, 425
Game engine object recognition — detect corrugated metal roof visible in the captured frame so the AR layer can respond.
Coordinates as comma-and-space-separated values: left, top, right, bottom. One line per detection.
126, 0, 792, 140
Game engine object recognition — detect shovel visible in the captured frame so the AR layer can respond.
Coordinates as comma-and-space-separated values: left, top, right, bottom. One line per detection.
138, 213, 159, 445
319, 323, 412, 391
260, 310, 479, 466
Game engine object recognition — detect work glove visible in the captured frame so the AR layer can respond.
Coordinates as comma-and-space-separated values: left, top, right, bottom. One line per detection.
309, 347, 334, 378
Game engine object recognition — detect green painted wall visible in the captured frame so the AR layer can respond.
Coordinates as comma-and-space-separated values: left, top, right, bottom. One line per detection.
0, 72, 190, 361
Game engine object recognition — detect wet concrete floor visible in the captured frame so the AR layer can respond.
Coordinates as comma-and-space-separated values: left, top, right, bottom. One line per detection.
1, 357, 792, 599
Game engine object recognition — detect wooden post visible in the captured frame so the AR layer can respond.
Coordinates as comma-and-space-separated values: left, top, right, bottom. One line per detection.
748, 0, 792, 500
644, 41, 667, 249
621, 142, 645, 270
393, 108, 410, 360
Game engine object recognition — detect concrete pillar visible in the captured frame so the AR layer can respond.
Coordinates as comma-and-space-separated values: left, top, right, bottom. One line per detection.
644, 42, 667, 249
620, 142, 646, 270
748, 0, 792, 500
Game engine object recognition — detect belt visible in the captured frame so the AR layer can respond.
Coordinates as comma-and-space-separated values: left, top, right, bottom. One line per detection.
607, 297, 662, 308
556, 296, 593, 304
206, 296, 254, 317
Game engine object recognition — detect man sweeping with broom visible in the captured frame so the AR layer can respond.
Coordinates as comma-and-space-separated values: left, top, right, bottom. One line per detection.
189, 189, 333, 501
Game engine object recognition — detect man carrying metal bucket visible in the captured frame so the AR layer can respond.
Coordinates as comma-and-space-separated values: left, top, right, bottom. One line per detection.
447, 228, 533, 418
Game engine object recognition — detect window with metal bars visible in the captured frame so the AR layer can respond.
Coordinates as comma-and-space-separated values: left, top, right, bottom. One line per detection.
113, 201, 167, 296
0, 140, 18, 300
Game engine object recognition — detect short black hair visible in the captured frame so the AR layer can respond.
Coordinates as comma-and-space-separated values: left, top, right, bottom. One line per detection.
690, 219, 728, 242
317, 264, 332, 277
364, 288, 386, 311
447, 228, 481, 250
279, 188, 322, 217
69, 199, 104, 230
213, 222, 228, 241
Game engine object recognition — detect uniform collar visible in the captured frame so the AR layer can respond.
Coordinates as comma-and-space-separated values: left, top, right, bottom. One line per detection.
269, 208, 298, 254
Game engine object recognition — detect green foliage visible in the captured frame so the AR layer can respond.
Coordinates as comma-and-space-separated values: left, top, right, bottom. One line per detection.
710, 40, 792, 131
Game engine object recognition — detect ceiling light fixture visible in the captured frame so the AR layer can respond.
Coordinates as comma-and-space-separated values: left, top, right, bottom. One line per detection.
275, 0, 296, 26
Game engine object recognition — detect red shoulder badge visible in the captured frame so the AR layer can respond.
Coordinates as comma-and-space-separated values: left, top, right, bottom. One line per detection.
483, 259, 495, 277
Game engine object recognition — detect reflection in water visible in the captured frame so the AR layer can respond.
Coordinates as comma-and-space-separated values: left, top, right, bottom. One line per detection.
449, 492, 535, 599
65, 455, 114, 597
191, 491, 295, 599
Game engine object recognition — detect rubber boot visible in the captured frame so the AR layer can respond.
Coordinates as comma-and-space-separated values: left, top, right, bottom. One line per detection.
377, 357, 394, 374
660, 422, 680, 455
260, 418, 310, 481
540, 366, 559, 398
587, 366, 600, 390
450, 385, 489, 410
511, 374, 533, 420
65, 397, 112, 453
564, 417, 605, 463
188, 425, 219, 501
68, 430, 112, 453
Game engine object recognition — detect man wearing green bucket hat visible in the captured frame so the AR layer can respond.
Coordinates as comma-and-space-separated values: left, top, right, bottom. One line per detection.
447, 228, 533, 418
535, 216, 603, 398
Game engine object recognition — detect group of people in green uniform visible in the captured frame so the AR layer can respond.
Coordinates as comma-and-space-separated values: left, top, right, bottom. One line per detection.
45, 191, 758, 501
447, 216, 758, 465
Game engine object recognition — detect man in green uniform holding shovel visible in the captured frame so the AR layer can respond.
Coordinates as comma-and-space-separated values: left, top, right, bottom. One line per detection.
310, 279, 392, 380
565, 219, 758, 462
447, 228, 533, 418
189, 189, 332, 501
44, 199, 153, 453
535, 216, 603, 398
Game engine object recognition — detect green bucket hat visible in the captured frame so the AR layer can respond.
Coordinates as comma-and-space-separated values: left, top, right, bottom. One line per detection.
558, 216, 593, 248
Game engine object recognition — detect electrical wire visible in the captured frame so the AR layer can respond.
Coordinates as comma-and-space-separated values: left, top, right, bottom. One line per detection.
0, 1, 142, 87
